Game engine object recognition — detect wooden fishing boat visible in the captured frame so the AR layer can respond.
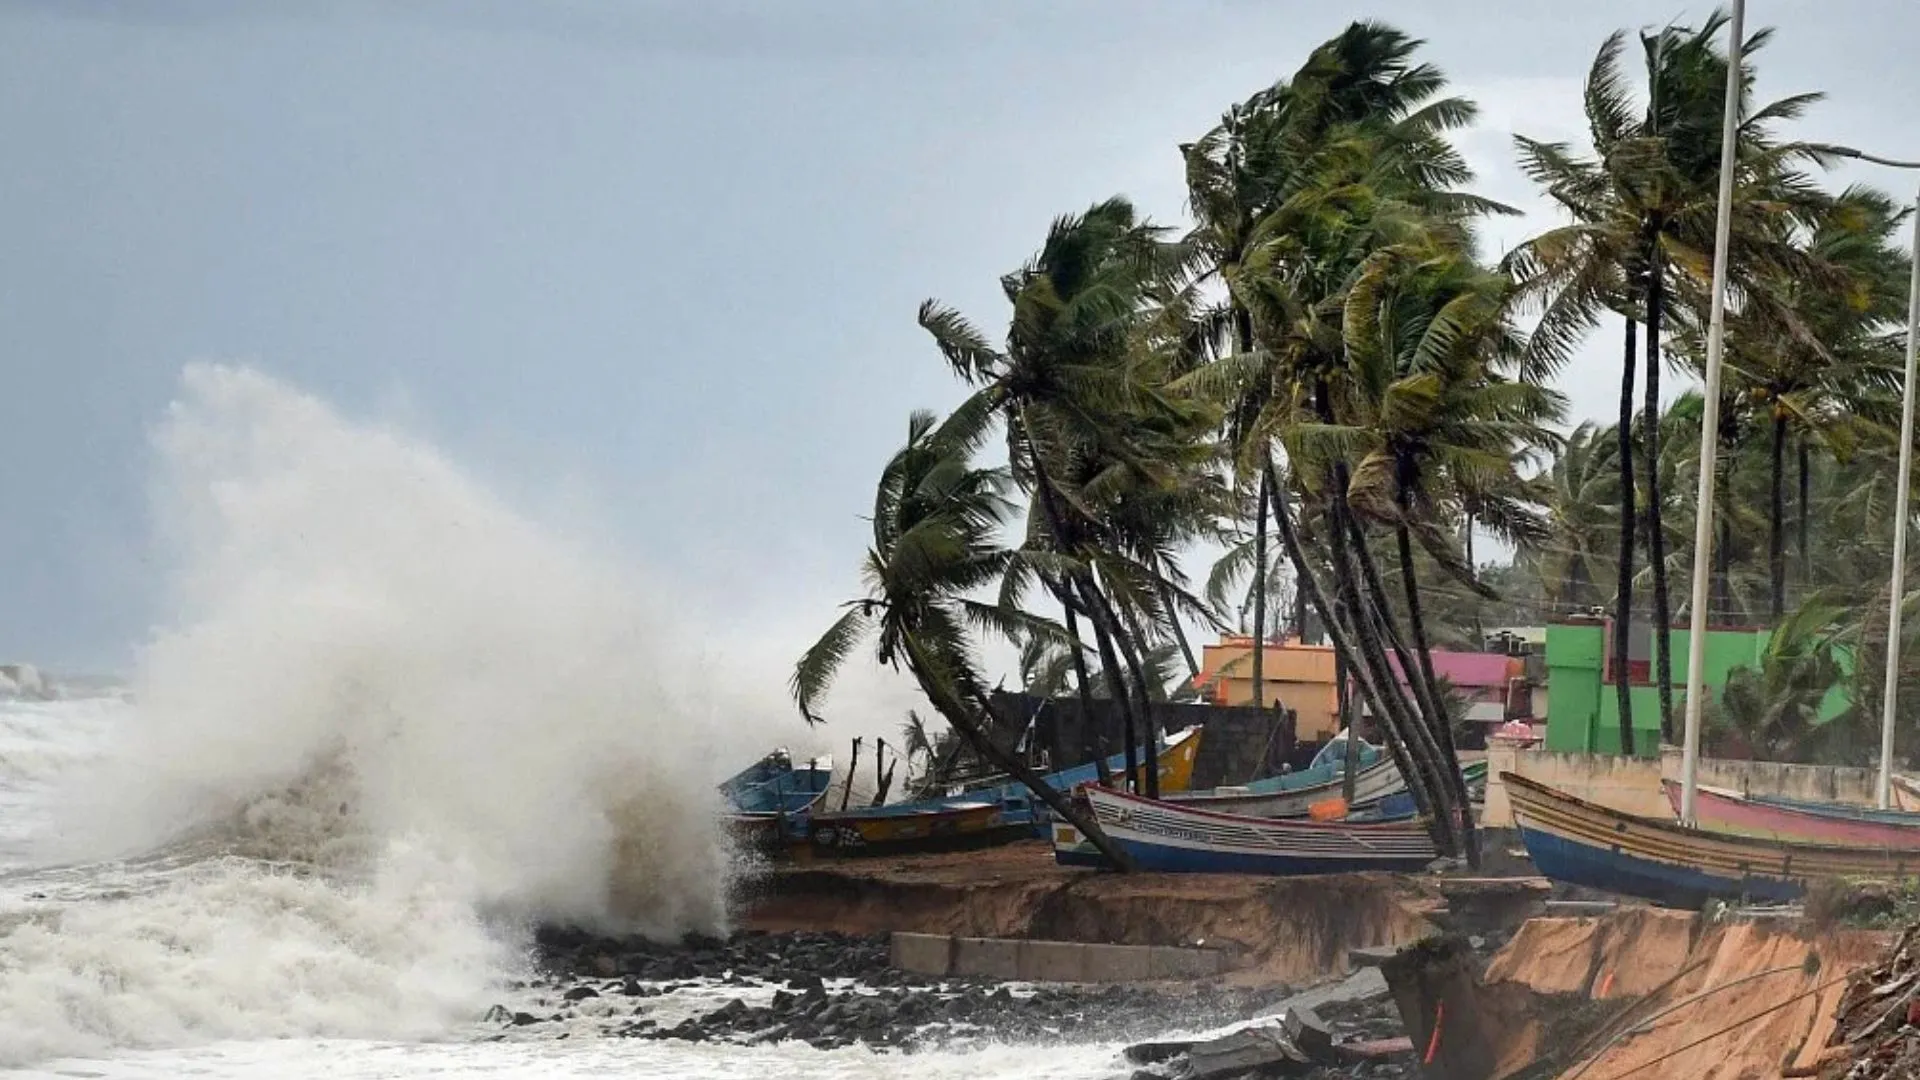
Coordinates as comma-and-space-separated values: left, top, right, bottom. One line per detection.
1751, 791, 1920, 826
720, 751, 833, 853
799, 800, 1026, 859
1663, 779, 1920, 850
1050, 786, 1437, 874
1506, 772, 1920, 908
1170, 758, 1487, 820
889, 726, 1205, 836
1170, 756, 1404, 816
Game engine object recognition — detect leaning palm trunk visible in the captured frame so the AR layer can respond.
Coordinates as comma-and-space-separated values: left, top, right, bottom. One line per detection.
1265, 462, 1456, 856
1056, 590, 1110, 786
1315, 477, 1454, 841
1345, 515, 1454, 777
1251, 471, 1271, 710
1110, 590, 1164, 797
1644, 250, 1675, 742
1343, 512, 1469, 852
899, 632, 1135, 871
1077, 577, 1141, 790
1339, 652, 1359, 801
1615, 314, 1639, 756
1392, 513, 1479, 867
1158, 579, 1201, 683
1023, 440, 1143, 789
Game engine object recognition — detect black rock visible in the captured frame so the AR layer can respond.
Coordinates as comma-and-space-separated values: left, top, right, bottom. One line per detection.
563, 986, 601, 1002
511, 1011, 540, 1027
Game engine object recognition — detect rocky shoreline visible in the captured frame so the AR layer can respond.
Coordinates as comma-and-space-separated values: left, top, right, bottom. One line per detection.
494, 926, 1412, 1070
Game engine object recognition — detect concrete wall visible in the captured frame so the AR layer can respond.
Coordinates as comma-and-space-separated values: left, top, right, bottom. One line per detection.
891, 932, 1224, 983
1481, 745, 1902, 827
1543, 622, 1849, 757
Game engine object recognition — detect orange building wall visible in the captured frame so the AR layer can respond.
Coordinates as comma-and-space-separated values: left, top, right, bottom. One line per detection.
1196, 636, 1344, 740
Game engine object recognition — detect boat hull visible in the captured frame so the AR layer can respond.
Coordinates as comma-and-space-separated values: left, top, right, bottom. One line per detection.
1506, 772, 1920, 908
800, 802, 1026, 859
1052, 786, 1436, 875
1664, 780, 1920, 850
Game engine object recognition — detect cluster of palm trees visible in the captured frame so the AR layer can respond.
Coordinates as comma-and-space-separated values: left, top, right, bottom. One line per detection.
791, 13, 1915, 865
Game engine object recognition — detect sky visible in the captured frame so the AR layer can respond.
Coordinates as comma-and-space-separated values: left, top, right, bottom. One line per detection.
3, 0, 1917, 692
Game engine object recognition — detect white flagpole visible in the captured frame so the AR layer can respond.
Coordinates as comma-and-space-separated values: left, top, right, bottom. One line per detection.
1678, 0, 1745, 826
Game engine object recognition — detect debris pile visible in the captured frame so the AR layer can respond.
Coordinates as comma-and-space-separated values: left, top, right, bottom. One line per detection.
1816, 924, 1920, 1079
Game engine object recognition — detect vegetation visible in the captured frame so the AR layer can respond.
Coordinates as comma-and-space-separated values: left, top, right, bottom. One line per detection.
793, 10, 1917, 866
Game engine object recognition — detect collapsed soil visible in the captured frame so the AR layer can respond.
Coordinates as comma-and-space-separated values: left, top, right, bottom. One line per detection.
736, 840, 1461, 985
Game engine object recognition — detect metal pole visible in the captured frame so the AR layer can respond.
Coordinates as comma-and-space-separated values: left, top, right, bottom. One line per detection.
1877, 191, 1920, 808
1678, 0, 1745, 827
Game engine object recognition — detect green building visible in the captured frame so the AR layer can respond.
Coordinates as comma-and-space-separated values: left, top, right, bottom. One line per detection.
1542, 620, 1850, 756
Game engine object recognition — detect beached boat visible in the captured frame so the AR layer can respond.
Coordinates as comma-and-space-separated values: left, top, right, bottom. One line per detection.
1751, 791, 1920, 826
1663, 779, 1920, 850
800, 800, 1025, 858
1506, 772, 1920, 908
720, 751, 833, 852
1170, 757, 1488, 819
895, 726, 1204, 835
1050, 785, 1437, 874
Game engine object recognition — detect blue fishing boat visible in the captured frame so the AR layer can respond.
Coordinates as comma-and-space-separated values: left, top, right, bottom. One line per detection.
721, 751, 833, 852
1051, 786, 1437, 874
1505, 772, 1920, 908
893, 726, 1204, 837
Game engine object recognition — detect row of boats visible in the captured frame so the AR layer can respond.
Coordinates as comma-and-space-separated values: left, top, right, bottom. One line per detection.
720, 726, 1486, 866
722, 727, 1920, 910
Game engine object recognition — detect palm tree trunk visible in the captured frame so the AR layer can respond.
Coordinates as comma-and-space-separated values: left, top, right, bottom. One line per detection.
898, 632, 1135, 871
1057, 593, 1109, 786
1344, 508, 1471, 857
1109, 585, 1163, 798
1615, 315, 1639, 756
1251, 471, 1271, 710
1769, 413, 1788, 620
1338, 659, 1358, 801
1020, 427, 1142, 790
1323, 482, 1459, 852
1157, 579, 1201, 683
1393, 514, 1478, 867
1076, 576, 1140, 792
1464, 507, 1483, 647
1263, 462, 1452, 852
1798, 438, 1812, 590
1644, 256, 1675, 743
1347, 515, 1452, 767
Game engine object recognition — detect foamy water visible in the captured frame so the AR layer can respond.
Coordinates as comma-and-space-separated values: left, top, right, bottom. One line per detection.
0, 366, 1134, 1078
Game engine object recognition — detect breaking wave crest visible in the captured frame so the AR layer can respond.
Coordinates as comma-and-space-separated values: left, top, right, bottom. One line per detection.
0, 363, 783, 1065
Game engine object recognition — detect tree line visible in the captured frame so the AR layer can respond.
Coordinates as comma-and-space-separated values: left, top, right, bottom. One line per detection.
790, 13, 1916, 866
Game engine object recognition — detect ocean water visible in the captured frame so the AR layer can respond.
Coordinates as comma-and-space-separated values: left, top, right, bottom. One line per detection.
0, 366, 1132, 1078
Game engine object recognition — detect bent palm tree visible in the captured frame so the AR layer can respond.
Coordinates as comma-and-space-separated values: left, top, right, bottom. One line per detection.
790, 408, 1132, 869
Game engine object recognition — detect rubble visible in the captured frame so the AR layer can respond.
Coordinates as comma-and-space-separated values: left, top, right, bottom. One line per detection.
1813, 924, 1920, 1080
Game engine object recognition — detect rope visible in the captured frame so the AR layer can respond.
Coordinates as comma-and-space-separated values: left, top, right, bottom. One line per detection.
1585, 970, 1855, 1080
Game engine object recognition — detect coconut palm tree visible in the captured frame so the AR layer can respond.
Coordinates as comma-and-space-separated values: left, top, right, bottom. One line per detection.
1508, 11, 1831, 748
919, 196, 1219, 798
791, 407, 1132, 868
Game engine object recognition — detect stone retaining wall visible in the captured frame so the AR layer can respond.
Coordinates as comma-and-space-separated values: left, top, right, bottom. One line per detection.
890, 932, 1225, 983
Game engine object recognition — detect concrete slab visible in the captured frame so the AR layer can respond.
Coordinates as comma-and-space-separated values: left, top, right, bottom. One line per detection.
953, 936, 1021, 980
1147, 945, 1223, 979
889, 932, 953, 977
1017, 939, 1089, 983
1082, 942, 1152, 982
1347, 945, 1402, 969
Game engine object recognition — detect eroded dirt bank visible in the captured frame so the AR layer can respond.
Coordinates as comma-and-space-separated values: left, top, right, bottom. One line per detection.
1477, 906, 1892, 1080
738, 841, 1528, 985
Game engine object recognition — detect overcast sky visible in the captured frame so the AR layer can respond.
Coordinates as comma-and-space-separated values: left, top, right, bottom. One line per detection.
3, 0, 1916, 684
